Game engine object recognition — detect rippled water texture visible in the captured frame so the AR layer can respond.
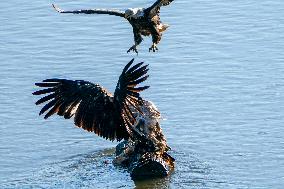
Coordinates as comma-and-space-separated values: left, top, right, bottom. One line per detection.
1, 0, 284, 188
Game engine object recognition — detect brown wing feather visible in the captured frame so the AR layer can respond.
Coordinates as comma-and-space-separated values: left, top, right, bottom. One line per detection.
52, 4, 125, 18
146, 0, 174, 18
33, 78, 124, 140
33, 59, 149, 142
114, 59, 150, 136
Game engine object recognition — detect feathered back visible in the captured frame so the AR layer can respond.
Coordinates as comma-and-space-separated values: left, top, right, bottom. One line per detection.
33, 59, 149, 141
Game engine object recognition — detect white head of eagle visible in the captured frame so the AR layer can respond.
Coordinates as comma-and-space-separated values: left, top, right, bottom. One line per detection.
125, 8, 145, 19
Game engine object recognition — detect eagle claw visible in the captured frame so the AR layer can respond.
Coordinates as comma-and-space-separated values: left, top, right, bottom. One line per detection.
149, 43, 158, 52
127, 45, 138, 54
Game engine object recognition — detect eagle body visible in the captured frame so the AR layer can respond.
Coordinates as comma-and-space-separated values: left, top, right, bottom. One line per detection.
128, 16, 152, 36
126, 10, 170, 53
52, 0, 174, 53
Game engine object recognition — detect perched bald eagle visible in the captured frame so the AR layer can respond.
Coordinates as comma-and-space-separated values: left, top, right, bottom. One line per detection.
52, 0, 174, 53
32, 59, 150, 141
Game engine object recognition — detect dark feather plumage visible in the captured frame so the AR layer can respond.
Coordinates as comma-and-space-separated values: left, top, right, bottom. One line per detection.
52, 0, 174, 53
33, 59, 149, 141
146, 0, 174, 18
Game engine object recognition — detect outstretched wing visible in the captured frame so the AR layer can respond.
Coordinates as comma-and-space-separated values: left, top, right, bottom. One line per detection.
33, 59, 149, 141
146, 0, 174, 18
52, 4, 125, 17
114, 58, 149, 131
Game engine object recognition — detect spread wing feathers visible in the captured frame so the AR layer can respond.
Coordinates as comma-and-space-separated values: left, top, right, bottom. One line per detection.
33, 59, 149, 142
147, 0, 174, 17
52, 4, 125, 17
114, 58, 150, 132
33, 79, 124, 140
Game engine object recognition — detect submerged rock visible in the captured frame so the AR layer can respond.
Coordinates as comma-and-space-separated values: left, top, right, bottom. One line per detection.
115, 140, 175, 180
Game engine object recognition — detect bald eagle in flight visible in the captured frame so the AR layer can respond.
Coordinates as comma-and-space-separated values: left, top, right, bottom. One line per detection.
52, 0, 174, 53
33, 59, 150, 141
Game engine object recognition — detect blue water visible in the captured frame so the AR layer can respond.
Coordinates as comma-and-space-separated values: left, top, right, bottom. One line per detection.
1, 0, 284, 188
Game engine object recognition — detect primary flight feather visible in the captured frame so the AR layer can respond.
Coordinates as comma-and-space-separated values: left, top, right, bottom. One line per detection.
33, 59, 149, 141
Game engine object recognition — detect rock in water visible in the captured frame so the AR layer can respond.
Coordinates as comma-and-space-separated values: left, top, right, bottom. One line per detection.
115, 141, 175, 180
114, 100, 175, 180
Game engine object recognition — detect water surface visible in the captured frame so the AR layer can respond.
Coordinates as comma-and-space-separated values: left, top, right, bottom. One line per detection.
1, 0, 284, 188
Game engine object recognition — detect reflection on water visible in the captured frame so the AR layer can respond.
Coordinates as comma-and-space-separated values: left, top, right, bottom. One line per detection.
2, 148, 213, 189
2, 148, 131, 188
134, 177, 171, 189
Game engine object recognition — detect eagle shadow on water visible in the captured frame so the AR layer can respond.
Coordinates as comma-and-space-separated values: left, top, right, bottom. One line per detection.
52, 0, 174, 53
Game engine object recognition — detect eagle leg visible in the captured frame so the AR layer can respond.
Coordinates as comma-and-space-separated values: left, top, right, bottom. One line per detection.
127, 44, 139, 54
149, 43, 158, 52
128, 28, 143, 54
